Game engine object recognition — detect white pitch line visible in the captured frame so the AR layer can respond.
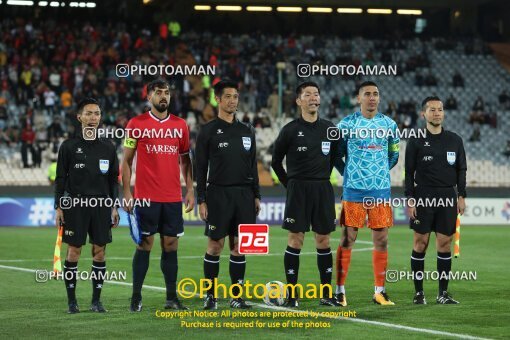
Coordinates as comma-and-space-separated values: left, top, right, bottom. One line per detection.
0, 264, 492, 340
0, 247, 374, 263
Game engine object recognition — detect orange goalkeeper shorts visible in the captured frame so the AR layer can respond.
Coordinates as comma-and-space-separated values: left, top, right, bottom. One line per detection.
340, 200, 393, 229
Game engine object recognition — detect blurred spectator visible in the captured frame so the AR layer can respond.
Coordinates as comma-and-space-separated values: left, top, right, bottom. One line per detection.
469, 110, 485, 125
469, 125, 481, 142
266, 88, 279, 119
498, 90, 510, 110
503, 140, 510, 158
415, 71, 424, 87
472, 96, 484, 111
21, 125, 37, 168
0, 105, 7, 130
43, 87, 57, 115
252, 112, 263, 128
452, 71, 464, 87
340, 94, 353, 110
241, 112, 250, 124
444, 94, 458, 110
60, 87, 73, 111
424, 72, 438, 86
49, 67, 62, 93
47, 116, 64, 140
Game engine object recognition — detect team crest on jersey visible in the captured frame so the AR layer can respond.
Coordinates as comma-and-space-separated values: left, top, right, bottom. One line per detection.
322, 141, 331, 155
447, 152, 456, 165
242, 137, 251, 151
99, 159, 109, 174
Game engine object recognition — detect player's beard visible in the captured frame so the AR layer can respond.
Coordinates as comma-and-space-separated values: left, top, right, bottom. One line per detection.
153, 101, 168, 113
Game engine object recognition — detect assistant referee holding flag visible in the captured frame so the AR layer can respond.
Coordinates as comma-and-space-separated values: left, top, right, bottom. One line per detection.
405, 96, 467, 305
55, 98, 120, 314
271, 81, 343, 307
196, 79, 261, 310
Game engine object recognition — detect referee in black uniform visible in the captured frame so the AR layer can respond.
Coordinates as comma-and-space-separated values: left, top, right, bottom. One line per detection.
196, 80, 261, 310
405, 96, 467, 305
55, 98, 119, 314
271, 81, 343, 307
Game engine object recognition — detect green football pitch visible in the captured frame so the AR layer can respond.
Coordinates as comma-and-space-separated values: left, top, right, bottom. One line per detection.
0, 225, 508, 339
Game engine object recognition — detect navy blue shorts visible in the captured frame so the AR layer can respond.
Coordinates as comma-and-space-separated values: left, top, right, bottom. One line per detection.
137, 202, 184, 237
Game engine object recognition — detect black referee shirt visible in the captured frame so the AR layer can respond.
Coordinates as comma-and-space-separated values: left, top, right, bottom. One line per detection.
404, 128, 467, 198
195, 117, 260, 204
55, 135, 119, 208
271, 116, 342, 187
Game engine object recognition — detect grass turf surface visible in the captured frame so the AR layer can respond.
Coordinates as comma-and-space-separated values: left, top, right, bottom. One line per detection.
0, 225, 508, 339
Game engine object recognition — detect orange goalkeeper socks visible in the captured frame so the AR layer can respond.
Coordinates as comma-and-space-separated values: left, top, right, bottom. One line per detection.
372, 249, 388, 287
336, 246, 352, 286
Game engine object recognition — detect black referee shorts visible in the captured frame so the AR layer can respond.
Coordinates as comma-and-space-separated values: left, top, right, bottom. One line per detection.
137, 202, 184, 237
283, 179, 336, 235
410, 186, 458, 236
205, 184, 256, 241
62, 205, 112, 246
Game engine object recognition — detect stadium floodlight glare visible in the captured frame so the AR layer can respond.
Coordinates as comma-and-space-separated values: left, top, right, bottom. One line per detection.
276, 7, 302, 13
246, 6, 272, 12
397, 9, 422, 15
7, 0, 34, 5
367, 8, 392, 14
337, 8, 363, 14
38, 1, 47, 5
194, 5, 211, 11
49, 1, 58, 6
307, 7, 333, 13
216, 5, 242, 11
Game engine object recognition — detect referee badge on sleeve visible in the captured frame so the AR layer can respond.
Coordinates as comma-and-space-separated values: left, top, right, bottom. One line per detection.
242, 137, 251, 151
99, 159, 110, 174
322, 141, 331, 155
447, 152, 456, 165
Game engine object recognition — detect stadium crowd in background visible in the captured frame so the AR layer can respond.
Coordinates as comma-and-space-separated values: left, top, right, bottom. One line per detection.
0, 17, 503, 173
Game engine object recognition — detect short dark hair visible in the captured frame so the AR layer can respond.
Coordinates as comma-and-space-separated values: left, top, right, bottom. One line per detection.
214, 79, 238, 97
147, 79, 170, 94
357, 81, 378, 94
421, 96, 442, 110
77, 97, 100, 115
296, 81, 320, 98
